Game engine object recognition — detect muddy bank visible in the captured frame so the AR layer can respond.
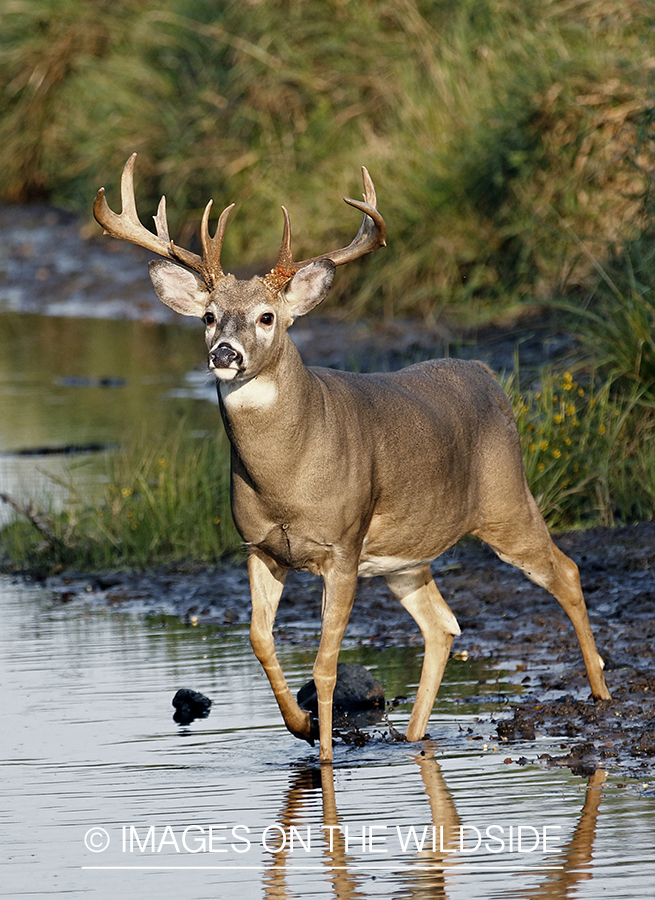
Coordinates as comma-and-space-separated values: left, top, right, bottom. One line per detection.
18, 520, 653, 776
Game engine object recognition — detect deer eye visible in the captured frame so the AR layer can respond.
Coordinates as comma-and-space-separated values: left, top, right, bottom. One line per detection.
259, 312, 274, 327
203, 312, 216, 327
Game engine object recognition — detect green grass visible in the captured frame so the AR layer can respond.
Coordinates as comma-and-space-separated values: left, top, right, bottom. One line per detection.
1, 0, 653, 318
506, 368, 655, 529
0, 426, 242, 571
562, 232, 655, 401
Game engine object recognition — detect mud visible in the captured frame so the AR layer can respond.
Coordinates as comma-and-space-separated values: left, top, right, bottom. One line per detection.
18, 520, 652, 776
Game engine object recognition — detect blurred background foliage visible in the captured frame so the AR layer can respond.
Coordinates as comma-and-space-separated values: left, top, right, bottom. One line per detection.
1, 0, 654, 321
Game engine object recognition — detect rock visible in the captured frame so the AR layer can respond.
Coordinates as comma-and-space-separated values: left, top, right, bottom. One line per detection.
297, 663, 384, 712
172, 688, 212, 725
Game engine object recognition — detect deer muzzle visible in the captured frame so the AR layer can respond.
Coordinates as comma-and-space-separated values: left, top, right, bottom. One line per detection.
210, 342, 243, 370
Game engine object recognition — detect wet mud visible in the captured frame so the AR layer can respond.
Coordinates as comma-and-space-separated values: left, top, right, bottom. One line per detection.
26, 520, 654, 777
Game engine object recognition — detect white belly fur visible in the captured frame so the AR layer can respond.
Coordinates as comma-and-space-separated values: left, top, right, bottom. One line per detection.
357, 554, 432, 578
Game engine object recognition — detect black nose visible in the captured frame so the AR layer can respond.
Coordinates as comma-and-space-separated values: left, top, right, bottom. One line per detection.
210, 343, 243, 368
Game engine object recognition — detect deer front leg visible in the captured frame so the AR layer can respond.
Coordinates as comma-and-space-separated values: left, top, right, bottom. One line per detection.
248, 550, 314, 743
313, 566, 359, 762
386, 566, 461, 742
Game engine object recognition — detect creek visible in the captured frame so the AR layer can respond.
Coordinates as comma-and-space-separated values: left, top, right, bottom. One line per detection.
1, 309, 654, 898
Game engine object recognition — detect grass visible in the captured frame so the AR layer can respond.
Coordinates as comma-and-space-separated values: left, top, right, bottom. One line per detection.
506, 368, 655, 529
1, 0, 654, 319
2, 366, 653, 573
0, 426, 242, 571
563, 232, 655, 401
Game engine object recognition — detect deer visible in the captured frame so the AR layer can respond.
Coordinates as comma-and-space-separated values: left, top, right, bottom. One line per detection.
94, 154, 611, 762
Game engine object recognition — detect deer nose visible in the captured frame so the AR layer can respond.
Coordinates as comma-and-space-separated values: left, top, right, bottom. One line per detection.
210, 343, 243, 368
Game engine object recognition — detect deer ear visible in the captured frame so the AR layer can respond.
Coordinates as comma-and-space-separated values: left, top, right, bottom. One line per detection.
149, 260, 209, 317
283, 259, 335, 319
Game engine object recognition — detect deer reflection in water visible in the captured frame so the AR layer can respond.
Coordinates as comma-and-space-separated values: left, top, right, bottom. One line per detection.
262, 754, 606, 900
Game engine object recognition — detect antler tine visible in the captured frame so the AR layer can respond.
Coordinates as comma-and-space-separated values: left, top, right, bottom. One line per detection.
276, 206, 295, 269
153, 195, 170, 242
262, 206, 301, 292
293, 166, 386, 270
94, 153, 208, 279
199, 200, 236, 288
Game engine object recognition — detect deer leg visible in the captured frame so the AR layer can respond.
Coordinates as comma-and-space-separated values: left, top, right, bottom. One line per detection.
248, 550, 314, 743
476, 509, 610, 701
313, 566, 359, 762
386, 566, 461, 742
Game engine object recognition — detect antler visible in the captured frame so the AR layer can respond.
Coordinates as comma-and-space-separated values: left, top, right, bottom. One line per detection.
93, 154, 234, 289
263, 166, 387, 292
94, 156, 385, 293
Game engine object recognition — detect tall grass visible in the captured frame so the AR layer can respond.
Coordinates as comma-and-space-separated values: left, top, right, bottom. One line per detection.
2, 367, 653, 573
564, 231, 655, 400
1, 0, 653, 318
507, 368, 655, 529
0, 426, 242, 571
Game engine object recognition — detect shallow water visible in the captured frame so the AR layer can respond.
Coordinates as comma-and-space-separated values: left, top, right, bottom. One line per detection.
2, 576, 654, 900
0, 311, 214, 523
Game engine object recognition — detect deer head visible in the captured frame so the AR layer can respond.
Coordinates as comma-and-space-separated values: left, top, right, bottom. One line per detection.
94, 154, 386, 382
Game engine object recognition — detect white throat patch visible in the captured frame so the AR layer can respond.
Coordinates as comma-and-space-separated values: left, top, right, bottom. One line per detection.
219, 376, 278, 411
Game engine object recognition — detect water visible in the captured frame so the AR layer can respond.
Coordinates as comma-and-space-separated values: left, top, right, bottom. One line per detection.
2, 310, 655, 897
2, 576, 654, 900
0, 311, 214, 522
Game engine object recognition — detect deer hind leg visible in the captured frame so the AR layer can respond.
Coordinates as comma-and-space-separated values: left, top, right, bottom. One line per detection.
248, 550, 314, 743
386, 566, 461, 742
475, 502, 610, 701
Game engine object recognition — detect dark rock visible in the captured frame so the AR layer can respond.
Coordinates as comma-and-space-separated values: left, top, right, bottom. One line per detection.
172, 688, 212, 725
297, 663, 384, 712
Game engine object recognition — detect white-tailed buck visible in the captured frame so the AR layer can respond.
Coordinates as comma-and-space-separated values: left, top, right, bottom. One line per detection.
95, 155, 610, 761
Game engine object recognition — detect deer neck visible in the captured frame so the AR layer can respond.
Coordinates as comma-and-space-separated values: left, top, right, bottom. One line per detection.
217, 335, 320, 472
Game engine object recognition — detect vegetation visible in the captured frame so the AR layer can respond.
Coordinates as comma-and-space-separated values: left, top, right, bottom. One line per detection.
509, 369, 655, 529
1, 0, 654, 318
0, 427, 242, 571
1, 0, 654, 570
565, 233, 655, 400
